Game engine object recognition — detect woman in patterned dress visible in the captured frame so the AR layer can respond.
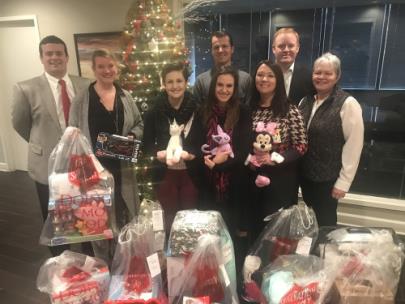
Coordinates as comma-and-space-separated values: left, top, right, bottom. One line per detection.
248, 60, 308, 240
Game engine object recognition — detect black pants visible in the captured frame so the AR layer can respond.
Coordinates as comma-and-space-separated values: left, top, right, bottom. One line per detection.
35, 181, 93, 257
300, 177, 338, 227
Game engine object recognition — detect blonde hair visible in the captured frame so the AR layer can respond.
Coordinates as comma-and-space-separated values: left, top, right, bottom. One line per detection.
91, 49, 118, 68
272, 28, 300, 46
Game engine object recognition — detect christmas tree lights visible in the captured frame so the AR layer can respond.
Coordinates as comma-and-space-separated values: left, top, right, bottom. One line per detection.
120, 0, 189, 114
120, 0, 189, 201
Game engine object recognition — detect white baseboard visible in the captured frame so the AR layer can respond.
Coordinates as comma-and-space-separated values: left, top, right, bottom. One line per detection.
0, 162, 10, 171
338, 193, 405, 235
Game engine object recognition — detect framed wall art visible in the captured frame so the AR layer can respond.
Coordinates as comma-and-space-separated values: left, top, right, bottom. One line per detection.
74, 31, 123, 78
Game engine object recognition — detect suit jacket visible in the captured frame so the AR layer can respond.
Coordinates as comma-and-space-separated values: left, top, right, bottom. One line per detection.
289, 63, 316, 105
11, 74, 91, 184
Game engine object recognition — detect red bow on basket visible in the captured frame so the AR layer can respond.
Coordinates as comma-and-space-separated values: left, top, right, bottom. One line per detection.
68, 154, 100, 191
192, 257, 224, 302
125, 255, 152, 295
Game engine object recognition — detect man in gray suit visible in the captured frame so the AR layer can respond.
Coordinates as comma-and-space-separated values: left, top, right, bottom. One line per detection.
12, 35, 90, 256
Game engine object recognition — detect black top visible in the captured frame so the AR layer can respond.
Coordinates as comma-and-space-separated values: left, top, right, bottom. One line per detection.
88, 82, 124, 179
142, 91, 204, 184
197, 103, 253, 231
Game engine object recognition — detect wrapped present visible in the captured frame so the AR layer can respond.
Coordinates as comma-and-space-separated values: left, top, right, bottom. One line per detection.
167, 210, 237, 304
242, 203, 319, 303
95, 132, 141, 163
261, 255, 338, 304
168, 210, 229, 256
40, 127, 115, 246
37, 250, 110, 304
320, 228, 404, 304
107, 216, 167, 303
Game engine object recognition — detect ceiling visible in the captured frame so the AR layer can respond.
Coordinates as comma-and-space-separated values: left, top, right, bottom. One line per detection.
183, 0, 405, 14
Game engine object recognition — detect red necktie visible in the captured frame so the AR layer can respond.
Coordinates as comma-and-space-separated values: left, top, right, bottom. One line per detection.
59, 79, 70, 125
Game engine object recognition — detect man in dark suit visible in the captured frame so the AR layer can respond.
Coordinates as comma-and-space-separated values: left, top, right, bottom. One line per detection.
272, 28, 315, 105
12, 35, 91, 256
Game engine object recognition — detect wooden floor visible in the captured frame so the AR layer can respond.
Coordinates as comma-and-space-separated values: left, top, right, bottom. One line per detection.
0, 170, 50, 304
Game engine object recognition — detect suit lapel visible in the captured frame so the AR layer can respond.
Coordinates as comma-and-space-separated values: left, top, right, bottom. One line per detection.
39, 74, 62, 132
289, 66, 299, 99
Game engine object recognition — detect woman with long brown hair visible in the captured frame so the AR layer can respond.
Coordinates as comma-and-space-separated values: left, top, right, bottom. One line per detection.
199, 65, 252, 238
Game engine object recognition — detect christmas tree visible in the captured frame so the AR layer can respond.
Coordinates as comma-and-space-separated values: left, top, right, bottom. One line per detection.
119, 0, 189, 201
120, 0, 189, 115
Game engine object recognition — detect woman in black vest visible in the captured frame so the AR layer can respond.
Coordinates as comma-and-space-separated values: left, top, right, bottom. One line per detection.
299, 53, 364, 226
248, 60, 308, 241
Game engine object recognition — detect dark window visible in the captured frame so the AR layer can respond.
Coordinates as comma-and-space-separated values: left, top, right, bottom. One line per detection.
325, 5, 385, 89
185, 16, 220, 85
380, 4, 405, 89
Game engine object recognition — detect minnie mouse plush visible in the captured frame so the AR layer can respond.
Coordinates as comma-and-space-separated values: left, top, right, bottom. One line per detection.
246, 122, 284, 187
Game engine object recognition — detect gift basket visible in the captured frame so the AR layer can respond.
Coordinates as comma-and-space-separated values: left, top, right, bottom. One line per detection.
167, 210, 236, 304
242, 203, 319, 303
40, 127, 115, 246
320, 228, 404, 304
260, 254, 338, 304
106, 215, 167, 303
172, 234, 239, 304
37, 250, 110, 304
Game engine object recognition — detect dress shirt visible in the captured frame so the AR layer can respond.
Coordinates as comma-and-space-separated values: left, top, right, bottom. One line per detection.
45, 72, 75, 130
283, 62, 295, 97
306, 95, 364, 192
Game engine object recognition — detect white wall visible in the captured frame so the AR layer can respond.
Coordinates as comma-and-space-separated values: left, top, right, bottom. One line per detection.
0, 0, 134, 75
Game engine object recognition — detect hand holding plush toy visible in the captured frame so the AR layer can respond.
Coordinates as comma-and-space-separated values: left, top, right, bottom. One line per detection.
157, 119, 190, 166
201, 125, 234, 158
246, 122, 284, 187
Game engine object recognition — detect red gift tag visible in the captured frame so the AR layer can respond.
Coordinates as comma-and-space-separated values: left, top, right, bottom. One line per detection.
280, 282, 319, 304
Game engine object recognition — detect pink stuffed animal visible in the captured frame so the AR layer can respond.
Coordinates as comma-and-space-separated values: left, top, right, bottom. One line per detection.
201, 125, 234, 158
